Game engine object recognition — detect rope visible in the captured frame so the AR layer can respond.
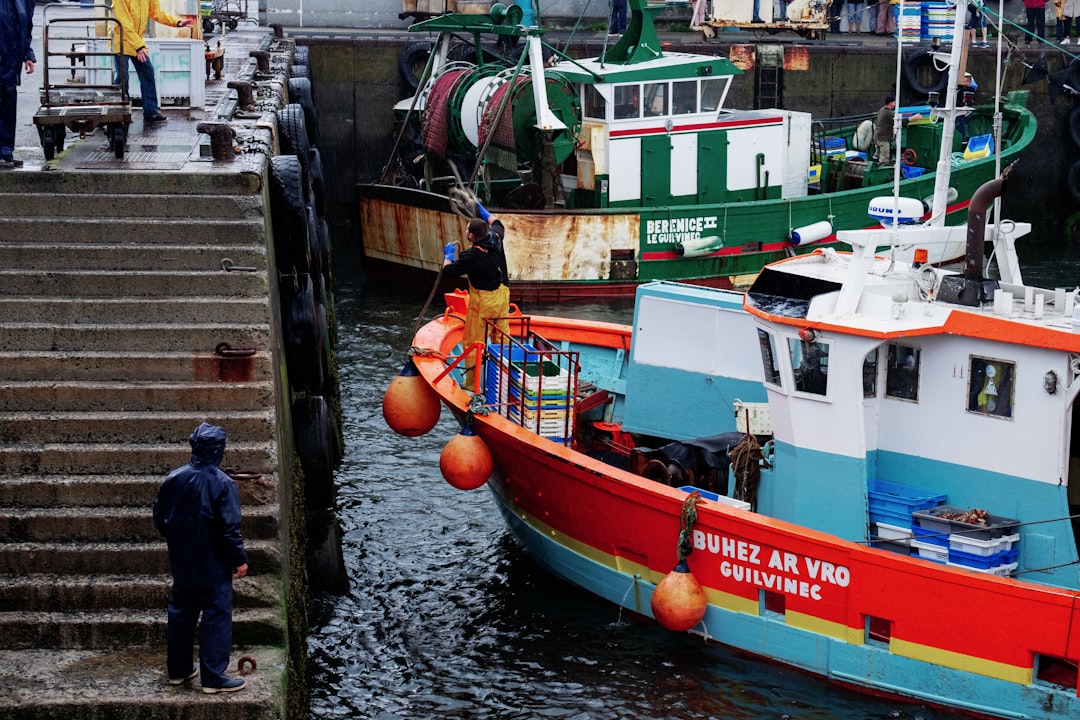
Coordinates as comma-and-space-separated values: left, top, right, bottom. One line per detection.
676, 492, 701, 563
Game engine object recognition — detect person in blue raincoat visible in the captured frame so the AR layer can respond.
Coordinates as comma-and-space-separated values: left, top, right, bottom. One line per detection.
0, 0, 36, 168
153, 423, 249, 694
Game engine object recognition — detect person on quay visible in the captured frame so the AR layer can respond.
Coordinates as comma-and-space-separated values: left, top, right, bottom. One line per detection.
0, 0, 36, 168
1023, 0, 1047, 43
966, 1, 990, 46
442, 203, 511, 391
153, 423, 249, 694
112, 0, 193, 124
609, 0, 628, 34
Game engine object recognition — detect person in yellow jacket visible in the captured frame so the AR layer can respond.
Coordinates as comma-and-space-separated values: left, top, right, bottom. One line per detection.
112, 0, 192, 124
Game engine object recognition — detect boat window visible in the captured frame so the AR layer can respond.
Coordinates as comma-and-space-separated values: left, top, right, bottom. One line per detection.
967, 356, 1015, 418
672, 80, 697, 114
788, 337, 829, 396
885, 344, 920, 401
863, 350, 878, 397
613, 84, 639, 119
865, 616, 892, 645
761, 589, 785, 617
701, 77, 725, 112
757, 329, 781, 387
644, 82, 668, 117
583, 84, 607, 121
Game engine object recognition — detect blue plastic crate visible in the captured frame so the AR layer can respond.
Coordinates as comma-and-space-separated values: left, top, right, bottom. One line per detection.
868, 480, 946, 528
911, 523, 948, 546
901, 165, 926, 179
948, 546, 1019, 570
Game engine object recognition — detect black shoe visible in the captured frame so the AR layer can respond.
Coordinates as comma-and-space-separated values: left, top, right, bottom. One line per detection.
145, 113, 168, 124
0, 156, 23, 168
752, 16, 764, 22
202, 677, 246, 694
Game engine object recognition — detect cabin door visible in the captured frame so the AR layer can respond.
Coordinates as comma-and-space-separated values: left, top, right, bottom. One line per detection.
641, 135, 671, 205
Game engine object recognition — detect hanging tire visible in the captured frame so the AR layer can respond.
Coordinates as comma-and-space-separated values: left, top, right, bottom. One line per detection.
1068, 106, 1080, 149
277, 104, 311, 194
293, 45, 309, 66
903, 48, 949, 96
308, 146, 325, 214
293, 394, 335, 508
281, 272, 327, 393
269, 155, 312, 273
1067, 159, 1080, 204
398, 42, 431, 93
289, 63, 310, 79
305, 204, 324, 281
288, 76, 320, 147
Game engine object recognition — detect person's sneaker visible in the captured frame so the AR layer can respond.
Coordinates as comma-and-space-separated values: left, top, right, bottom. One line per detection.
1064, 38, 1071, 45
167, 668, 198, 686
0, 157, 23, 168
202, 677, 246, 694
980, 41, 990, 47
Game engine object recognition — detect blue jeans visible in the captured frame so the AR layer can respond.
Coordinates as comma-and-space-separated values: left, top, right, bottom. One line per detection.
166, 583, 235, 687
0, 84, 16, 159
116, 53, 161, 118
609, 0, 627, 33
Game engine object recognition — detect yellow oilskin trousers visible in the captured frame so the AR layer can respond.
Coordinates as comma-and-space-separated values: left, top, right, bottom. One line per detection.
462, 282, 510, 391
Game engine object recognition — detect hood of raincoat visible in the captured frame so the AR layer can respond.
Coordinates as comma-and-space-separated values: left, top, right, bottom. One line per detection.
189, 422, 227, 467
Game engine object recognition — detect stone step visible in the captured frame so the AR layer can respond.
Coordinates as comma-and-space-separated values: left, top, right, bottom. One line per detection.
0, 351, 275, 382
0, 323, 271, 353
0, 297, 270, 325
0, 217, 266, 245
0, 381, 274, 412
0, 540, 281, 575
0, 411, 276, 445
0, 505, 279, 543
0, 169, 263, 197
0, 474, 279, 508
0, 574, 280, 612
0, 269, 271, 298
0, 192, 266, 220
0, 244, 268, 273
0, 607, 283, 650
0, 646, 283, 720
0, 441, 277, 477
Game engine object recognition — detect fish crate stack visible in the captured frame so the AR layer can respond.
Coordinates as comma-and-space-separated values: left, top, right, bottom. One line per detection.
868, 480, 946, 553
485, 340, 578, 445
911, 506, 1021, 575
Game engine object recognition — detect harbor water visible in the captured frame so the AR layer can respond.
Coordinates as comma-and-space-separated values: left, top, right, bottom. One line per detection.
308, 244, 1080, 720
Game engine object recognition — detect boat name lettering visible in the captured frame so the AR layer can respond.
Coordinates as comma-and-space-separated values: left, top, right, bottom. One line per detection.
694, 530, 851, 598
645, 216, 718, 245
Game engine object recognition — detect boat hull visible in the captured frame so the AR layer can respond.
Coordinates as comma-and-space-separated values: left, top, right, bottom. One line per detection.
360, 151, 1018, 302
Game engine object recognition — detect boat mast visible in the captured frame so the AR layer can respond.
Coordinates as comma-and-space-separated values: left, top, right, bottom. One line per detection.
925, 3, 968, 226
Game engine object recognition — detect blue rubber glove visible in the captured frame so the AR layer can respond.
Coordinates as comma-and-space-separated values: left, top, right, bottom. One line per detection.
444, 243, 456, 262
475, 201, 491, 222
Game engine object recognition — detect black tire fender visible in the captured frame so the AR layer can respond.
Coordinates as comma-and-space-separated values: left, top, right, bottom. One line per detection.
277, 104, 312, 196
268, 155, 312, 273
399, 42, 431, 93
1068, 106, 1080, 149
1067, 158, 1080, 204
903, 48, 949, 96
287, 76, 320, 147
280, 273, 326, 394
292, 394, 335, 507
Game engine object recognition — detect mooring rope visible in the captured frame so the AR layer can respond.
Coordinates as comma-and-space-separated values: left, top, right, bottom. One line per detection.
677, 492, 701, 563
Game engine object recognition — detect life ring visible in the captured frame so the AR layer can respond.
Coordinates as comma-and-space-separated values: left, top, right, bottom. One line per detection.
292, 394, 336, 507
1067, 158, 1080, 204
902, 148, 917, 166
280, 272, 327, 393
1068, 106, 1080, 149
268, 155, 312, 273
398, 42, 432, 93
902, 48, 949, 96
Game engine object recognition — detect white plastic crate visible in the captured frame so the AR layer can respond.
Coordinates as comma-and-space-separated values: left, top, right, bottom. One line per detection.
911, 539, 948, 563
873, 521, 914, 546
946, 561, 1017, 576
947, 532, 1019, 557
734, 400, 772, 435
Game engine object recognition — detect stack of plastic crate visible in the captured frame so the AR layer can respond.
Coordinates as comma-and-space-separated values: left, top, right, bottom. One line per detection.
867, 480, 946, 553
911, 506, 1020, 575
506, 357, 575, 444
484, 343, 536, 412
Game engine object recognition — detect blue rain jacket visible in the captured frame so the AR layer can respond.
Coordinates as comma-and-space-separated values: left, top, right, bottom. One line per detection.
1, 0, 37, 88
153, 423, 248, 588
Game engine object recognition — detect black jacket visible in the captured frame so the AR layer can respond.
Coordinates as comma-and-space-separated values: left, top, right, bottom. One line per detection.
443, 220, 509, 291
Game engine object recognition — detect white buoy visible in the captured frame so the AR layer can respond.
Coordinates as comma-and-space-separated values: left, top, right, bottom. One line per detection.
675, 235, 724, 257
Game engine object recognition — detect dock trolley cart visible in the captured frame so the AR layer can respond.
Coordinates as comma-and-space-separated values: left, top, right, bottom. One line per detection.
33, 3, 132, 160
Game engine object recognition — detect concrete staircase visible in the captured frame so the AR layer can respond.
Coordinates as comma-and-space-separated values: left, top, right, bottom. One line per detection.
0, 169, 288, 718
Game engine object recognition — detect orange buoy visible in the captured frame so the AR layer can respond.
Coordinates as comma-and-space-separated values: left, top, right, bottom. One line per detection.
439, 415, 493, 490
382, 358, 441, 437
651, 559, 707, 632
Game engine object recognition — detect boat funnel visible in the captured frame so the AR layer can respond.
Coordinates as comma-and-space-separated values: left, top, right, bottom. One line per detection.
935, 174, 1009, 307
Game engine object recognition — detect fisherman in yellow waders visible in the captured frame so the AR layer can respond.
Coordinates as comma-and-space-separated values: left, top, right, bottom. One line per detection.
442, 202, 510, 391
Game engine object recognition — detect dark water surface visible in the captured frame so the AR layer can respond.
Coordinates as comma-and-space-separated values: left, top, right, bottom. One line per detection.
307, 246, 1080, 720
